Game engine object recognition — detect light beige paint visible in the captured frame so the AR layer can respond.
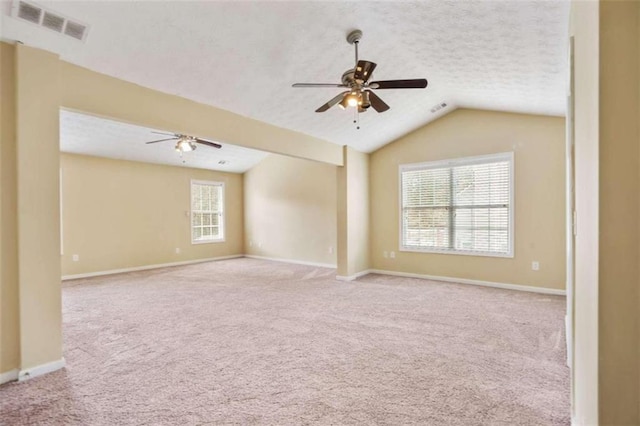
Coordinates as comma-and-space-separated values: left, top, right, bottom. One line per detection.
597, 1, 639, 423
0, 43, 19, 375
61, 154, 244, 276
58, 62, 342, 166
337, 146, 370, 277
570, 2, 599, 423
0, 41, 343, 375
571, 1, 640, 423
370, 109, 566, 290
15, 44, 63, 369
243, 154, 337, 266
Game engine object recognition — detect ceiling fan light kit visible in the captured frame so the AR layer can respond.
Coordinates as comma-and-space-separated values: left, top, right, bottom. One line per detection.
144, 131, 222, 156
292, 29, 429, 127
175, 138, 196, 152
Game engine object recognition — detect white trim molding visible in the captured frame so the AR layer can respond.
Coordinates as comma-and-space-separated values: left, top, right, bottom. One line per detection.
62, 255, 243, 280
0, 368, 19, 385
18, 358, 66, 382
369, 269, 566, 296
336, 270, 372, 282
244, 255, 336, 269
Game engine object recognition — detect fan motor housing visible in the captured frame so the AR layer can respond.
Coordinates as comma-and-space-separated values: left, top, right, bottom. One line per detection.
341, 69, 356, 86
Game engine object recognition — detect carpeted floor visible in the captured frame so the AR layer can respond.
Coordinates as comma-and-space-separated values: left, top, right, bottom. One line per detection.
0, 258, 569, 425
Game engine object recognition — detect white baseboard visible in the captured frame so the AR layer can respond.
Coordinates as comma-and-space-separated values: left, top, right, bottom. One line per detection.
336, 269, 372, 282
369, 269, 566, 296
18, 358, 65, 382
244, 254, 336, 269
0, 368, 19, 385
62, 255, 244, 280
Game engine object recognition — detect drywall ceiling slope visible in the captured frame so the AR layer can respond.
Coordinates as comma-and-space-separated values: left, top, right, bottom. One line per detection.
60, 110, 269, 173
2, 1, 569, 153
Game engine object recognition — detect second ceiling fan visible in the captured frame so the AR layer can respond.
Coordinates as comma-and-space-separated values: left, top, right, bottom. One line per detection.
145, 131, 222, 152
292, 29, 428, 114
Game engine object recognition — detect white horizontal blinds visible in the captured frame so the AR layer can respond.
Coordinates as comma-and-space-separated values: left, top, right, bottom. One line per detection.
191, 182, 224, 242
402, 167, 451, 249
452, 161, 510, 254
401, 153, 512, 256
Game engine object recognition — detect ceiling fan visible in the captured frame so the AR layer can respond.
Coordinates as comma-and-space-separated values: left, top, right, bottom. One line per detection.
144, 131, 222, 152
292, 29, 428, 117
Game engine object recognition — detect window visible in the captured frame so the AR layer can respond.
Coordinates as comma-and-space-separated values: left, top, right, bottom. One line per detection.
400, 152, 513, 257
191, 180, 224, 244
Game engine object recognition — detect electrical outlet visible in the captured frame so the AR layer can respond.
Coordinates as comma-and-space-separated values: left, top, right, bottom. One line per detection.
383, 251, 388, 258
249, 241, 253, 247
72, 254, 79, 262
390, 251, 396, 259
175, 248, 181, 254
532, 261, 540, 271
258, 242, 263, 248
328, 246, 334, 254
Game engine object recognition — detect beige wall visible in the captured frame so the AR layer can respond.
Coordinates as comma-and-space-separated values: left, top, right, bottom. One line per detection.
0, 43, 19, 375
0, 42, 342, 376
59, 62, 342, 166
15, 44, 63, 370
597, 1, 639, 423
570, 1, 599, 423
337, 146, 370, 277
244, 154, 337, 266
370, 109, 566, 290
61, 154, 244, 276
571, 1, 640, 423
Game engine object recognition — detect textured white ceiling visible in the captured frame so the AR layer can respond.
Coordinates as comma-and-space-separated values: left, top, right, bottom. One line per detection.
60, 110, 269, 173
3, 1, 569, 153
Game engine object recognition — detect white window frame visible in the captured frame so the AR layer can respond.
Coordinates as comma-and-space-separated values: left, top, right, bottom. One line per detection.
190, 179, 225, 245
398, 152, 514, 258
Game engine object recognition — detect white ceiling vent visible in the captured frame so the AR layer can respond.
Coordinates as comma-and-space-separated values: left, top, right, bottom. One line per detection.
11, 1, 90, 42
16, 1, 41, 24
64, 21, 87, 41
42, 12, 64, 33
430, 102, 448, 114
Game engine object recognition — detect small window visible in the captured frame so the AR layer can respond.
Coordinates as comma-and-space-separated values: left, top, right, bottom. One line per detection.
191, 180, 224, 244
399, 152, 513, 257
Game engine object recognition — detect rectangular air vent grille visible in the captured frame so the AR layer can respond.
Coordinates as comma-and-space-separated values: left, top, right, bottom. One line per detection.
12, 1, 90, 42
64, 21, 87, 40
430, 102, 448, 114
16, 1, 41, 23
42, 11, 64, 32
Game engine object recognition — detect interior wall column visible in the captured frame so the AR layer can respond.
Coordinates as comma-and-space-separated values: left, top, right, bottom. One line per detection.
0, 43, 20, 377
337, 145, 370, 279
15, 44, 63, 373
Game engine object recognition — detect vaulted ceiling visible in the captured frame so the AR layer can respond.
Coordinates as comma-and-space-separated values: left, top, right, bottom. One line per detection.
1, 0, 570, 153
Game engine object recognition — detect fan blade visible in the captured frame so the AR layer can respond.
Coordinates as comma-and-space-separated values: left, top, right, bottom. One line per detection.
145, 137, 178, 144
293, 83, 348, 88
354, 60, 377, 83
315, 91, 349, 113
369, 79, 428, 89
151, 131, 177, 136
366, 90, 390, 113
195, 138, 222, 149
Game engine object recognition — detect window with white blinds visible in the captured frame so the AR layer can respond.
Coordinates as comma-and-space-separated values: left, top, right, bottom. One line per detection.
400, 152, 513, 257
191, 180, 225, 244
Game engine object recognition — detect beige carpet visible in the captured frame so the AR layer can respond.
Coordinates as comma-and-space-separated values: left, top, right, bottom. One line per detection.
0, 258, 569, 425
